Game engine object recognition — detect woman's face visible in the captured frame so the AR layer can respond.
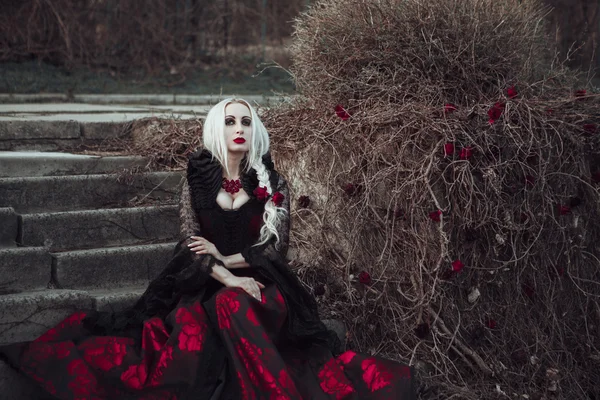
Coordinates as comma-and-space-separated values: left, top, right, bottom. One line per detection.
224, 102, 252, 155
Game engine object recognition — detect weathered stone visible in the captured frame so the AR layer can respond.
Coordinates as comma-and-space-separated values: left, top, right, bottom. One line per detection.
0, 247, 52, 293
21, 205, 179, 250
81, 121, 131, 140
0, 120, 80, 141
90, 286, 146, 313
52, 242, 176, 290
0, 171, 183, 213
0, 208, 18, 248
0, 138, 83, 152
0, 151, 148, 177
0, 289, 92, 345
0, 360, 54, 400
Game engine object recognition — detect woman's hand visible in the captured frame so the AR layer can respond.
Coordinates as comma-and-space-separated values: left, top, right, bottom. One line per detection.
188, 236, 221, 259
223, 276, 265, 301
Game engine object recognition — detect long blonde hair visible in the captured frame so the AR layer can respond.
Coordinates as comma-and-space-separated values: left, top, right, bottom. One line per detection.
202, 98, 287, 246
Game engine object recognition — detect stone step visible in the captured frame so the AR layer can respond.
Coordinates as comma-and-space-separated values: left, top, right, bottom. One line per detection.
0, 171, 183, 213
0, 247, 52, 294
0, 151, 148, 178
52, 242, 177, 290
0, 285, 146, 346
20, 205, 179, 251
0, 208, 18, 248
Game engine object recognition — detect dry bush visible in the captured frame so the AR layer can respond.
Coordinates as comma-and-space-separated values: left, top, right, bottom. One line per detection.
259, 0, 600, 399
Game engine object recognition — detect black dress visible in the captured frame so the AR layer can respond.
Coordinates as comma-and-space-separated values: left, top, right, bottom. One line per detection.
1, 150, 416, 400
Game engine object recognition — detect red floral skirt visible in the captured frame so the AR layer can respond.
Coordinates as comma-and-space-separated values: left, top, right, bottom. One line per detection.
13, 284, 414, 399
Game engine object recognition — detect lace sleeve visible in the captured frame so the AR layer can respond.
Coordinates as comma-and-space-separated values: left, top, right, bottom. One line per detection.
242, 174, 290, 264
179, 178, 201, 243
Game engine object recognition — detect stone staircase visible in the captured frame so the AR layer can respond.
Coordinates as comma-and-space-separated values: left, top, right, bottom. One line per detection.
0, 120, 184, 398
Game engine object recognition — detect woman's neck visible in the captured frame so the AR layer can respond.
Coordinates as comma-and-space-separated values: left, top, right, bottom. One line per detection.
225, 152, 245, 179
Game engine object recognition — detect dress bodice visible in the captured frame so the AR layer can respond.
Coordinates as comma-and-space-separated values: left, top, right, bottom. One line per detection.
196, 198, 265, 257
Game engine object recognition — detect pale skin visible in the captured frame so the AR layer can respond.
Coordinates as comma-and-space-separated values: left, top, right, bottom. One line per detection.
187, 102, 264, 300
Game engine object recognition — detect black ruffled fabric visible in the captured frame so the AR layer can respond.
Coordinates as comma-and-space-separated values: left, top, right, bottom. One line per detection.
84, 149, 341, 355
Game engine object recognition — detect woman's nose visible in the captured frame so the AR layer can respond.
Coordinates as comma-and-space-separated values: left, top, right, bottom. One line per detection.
236, 123, 244, 134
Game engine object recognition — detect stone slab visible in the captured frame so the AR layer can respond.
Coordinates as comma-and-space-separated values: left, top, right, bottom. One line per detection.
90, 286, 146, 313
0, 112, 199, 122
0, 208, 18, 248
0, 138, 83, 152
52, 242, 176, 290
0, 151, 148, 177
80, 121, 132, 140
0, 171, 183, 213
0, 289, 92, 345
21, 205, 179, 250
0, 120, 80, 140
0, 247, 52, 294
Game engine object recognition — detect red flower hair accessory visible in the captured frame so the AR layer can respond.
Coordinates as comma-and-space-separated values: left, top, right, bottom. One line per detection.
452, 259, 464, 273
444, 143, 455, 156
253, 186, 269, 202
429, 210, 442, 222
272, 191, 285, 207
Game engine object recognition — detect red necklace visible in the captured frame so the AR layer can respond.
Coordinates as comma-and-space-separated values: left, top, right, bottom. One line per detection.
222, 177, 242, 194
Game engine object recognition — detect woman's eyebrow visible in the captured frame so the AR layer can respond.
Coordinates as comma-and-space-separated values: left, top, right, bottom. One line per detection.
224, 115, 252, 119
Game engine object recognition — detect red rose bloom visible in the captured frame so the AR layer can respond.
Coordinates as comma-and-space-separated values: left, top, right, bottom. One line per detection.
459, 146, 473, 160
575, 89, 587, 97
451, 259, 464, 273
318, 358, 355, 398
82, 337, 130, 371
583, 124, 597, 135
429, 210, 442, 222
558, 204, 570, 215
361, 358, 393, 392
444, 103, 457, 114
444, 142, 455, 156
253, 186, 269, 202
358, 271, 372, 285
487, 102, 505, 124
335, 105, 351, 120
507, 86, 518, 99
272, 191, 285, 207
298, 195, 311, 208
121, 363, 148, 390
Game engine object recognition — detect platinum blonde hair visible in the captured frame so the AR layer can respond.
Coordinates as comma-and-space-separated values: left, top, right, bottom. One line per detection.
202, 97, 287, 247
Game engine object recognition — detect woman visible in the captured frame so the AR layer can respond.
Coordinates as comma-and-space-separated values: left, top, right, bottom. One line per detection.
1, 99, 415, 399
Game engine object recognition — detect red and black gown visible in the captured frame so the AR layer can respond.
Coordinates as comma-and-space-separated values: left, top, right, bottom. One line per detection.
1, 150, 415, 399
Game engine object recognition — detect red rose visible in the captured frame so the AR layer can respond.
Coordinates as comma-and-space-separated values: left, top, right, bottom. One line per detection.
216, 290, 241, 330
82, 337, 130, 371
335, 105, 351, 120
444, 103, 457, 114
318, 358, 355, 398
575, 89, 587, 97
271, 191, 285, 207
487, 102, 505, 124
444, 142, 455, 156
451, 259, 464, 273
178, 323, 205, 352
583, 124, 597, 135
358, 271, 372, 285
485, 319, 497, 329
298, 195, 311, 208
343, 183, 363, 197
361, 358, 394, 392
429, 209, 442, 222
459, 146, 473, 160
253, 186, 269, 202
121, 363, 148, 390
507, 86, 518, 99
558, 204, 570, 215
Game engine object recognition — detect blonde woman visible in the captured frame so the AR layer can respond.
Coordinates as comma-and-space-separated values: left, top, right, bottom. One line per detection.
2, 99, 415, 399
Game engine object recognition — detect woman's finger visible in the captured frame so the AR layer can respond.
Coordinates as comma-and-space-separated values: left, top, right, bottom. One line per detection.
256, 282, 265, 289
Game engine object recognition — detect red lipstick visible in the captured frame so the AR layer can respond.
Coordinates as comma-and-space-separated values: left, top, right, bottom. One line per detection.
233, 138, 246, 144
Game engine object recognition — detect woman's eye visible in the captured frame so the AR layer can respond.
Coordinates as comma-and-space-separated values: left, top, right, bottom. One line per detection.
225, 119, 234, 126
242, 120, 251, 126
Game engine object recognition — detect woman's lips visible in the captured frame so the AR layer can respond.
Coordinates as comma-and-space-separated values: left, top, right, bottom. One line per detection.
233, 138, 246, 144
